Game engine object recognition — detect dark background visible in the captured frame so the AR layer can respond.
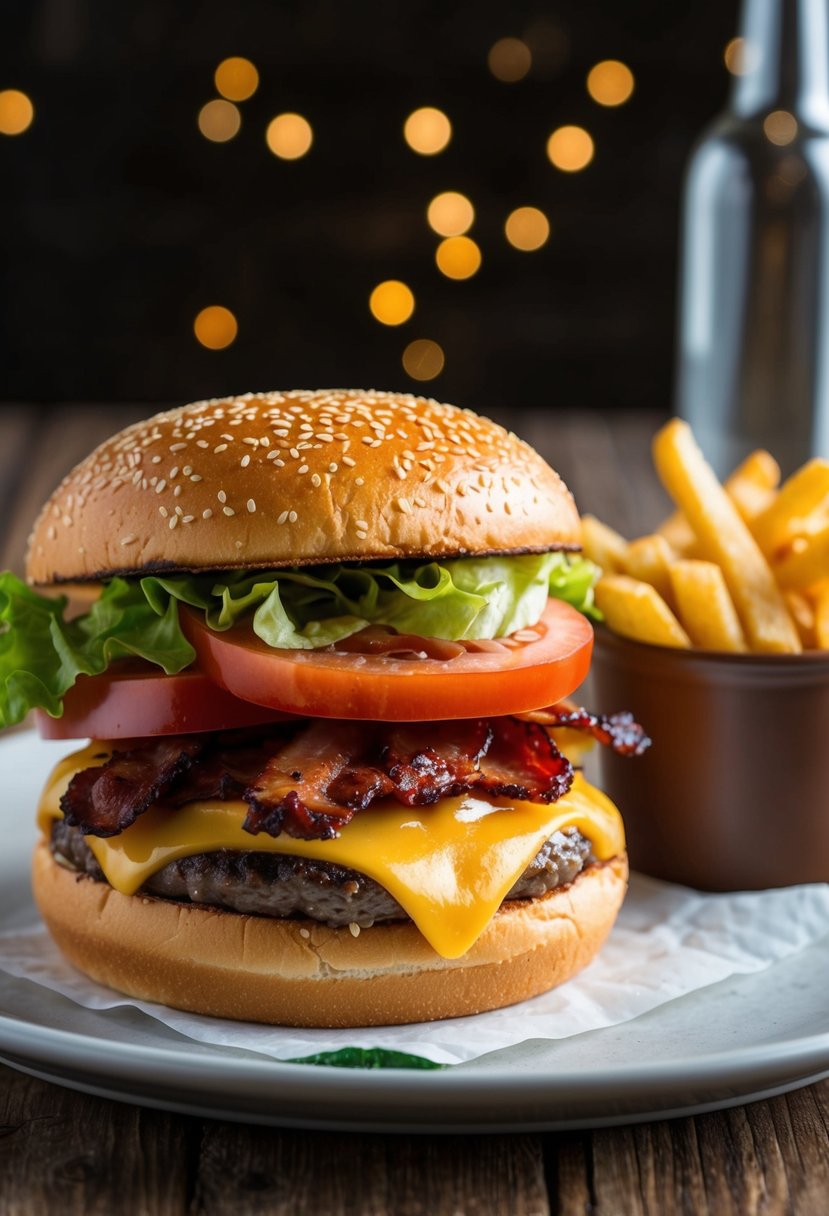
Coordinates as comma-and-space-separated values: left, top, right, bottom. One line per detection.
1, 0, 737, 412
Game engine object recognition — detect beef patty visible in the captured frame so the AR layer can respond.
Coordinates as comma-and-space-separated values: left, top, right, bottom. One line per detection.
50, 821, 594, 929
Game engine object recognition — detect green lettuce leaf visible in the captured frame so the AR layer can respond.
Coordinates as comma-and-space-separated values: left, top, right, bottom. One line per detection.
0, 574, 195, 728
0, 553, 599, 724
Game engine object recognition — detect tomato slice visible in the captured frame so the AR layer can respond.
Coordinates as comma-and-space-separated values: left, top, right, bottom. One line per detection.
35, 664, 292, 740
181, 599, 593, 721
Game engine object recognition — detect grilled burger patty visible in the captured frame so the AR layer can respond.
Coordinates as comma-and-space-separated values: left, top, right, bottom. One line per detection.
50, 821, 594, 929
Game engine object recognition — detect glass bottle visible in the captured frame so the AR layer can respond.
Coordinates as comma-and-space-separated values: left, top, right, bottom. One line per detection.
675, 0, 829, 477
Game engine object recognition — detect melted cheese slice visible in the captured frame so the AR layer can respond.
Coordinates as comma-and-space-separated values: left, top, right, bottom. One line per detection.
38, 744, 625, 959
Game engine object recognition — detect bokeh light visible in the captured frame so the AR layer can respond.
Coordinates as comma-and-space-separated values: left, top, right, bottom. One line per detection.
724, 37, 746, 75
215, 57, 259, 102
369, 280, 415, 326
505, 207, 550, 251
586, 60, 634, 106
266, 112, 313, 159
0, 89, 34, 136
403, 107, 452, 155
198, 99, 241, 143
403, 339, 445, 381
435, 236, 482, 280
487, 38, 532, 83
194, 306, 238, 350
427, 191, 475, 237
546, 125, 594, 172
764, 110, 798, 146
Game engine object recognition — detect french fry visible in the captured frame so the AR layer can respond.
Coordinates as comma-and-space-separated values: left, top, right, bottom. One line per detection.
595, 575, 691, 649
772, 525, 829, 590
656, 450, 779, 556
652, 420, 801, 653
784, 590, 818, 649
815, 583, 829, 649
623, 535, 676, 608
581, 514, 628, 573
656, 511, 698, 555
749, 458, 829, 558
725, 449, 781, 523
669, 561, 748, 652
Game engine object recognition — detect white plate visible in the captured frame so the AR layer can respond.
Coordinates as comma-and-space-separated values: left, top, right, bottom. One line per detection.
1, 733, 828, 1131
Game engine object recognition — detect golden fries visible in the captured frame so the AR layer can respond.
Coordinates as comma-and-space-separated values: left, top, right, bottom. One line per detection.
652, 420, 801, 654
594, 576, 691, 649
623, 535, 676, 608
668, 561, 747, 652
588, 422, 829, 654
750, 459, 829, 558
581, 515, 628, 573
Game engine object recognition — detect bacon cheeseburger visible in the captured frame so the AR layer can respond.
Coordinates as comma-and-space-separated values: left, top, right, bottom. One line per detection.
13, 390, 647, 1027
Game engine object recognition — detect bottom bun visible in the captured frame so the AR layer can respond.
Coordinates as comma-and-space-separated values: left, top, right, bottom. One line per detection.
33, 841, 628, 1027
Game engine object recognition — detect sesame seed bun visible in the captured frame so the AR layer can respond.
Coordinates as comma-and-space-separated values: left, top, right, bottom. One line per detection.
32, 841, 628, 1027
26, 389, 580, 585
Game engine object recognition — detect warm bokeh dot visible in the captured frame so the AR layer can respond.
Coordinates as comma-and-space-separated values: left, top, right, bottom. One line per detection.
198, 99, 241, 143
214, 57, 259, 102
546, 125, 594, 172
487, 37, 532, 83
0, 89, 34, 136
505, 207, 550, 251
194, 305, 238, 350
586, 60, 634, 107
724, 37, 746, 75
266, 112, 313, 159
764, 110, 798, 146
403, 107, 452, 155
435, 236, 482, 280
403, 339, 445, 381
369, 280, 415, 326
427, 192, 475, 237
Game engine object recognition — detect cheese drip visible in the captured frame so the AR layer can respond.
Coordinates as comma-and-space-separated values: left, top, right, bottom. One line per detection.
38, 744, 625, 959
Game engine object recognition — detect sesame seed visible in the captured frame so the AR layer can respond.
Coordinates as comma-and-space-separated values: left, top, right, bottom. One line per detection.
183, 466, 192, 476
266, 450, 280, 461
361, 436, 374, 445
169, 515, 178, 530
196, 440, 209, 448
223, 506, 235, 516
260, 436, 270, 447
342, 456, 356, 467
290, 448, 300, 459
217, 490, 227, 503
214, 444, 228, 454
46, 525, 56, 540
247, 499, 256, 513
240, 454, 251, 468
288, 510, 298, 523
355, 477, 365, 486
243, 437, 259, 447
395, 467, 407, 480
174, 485, 182, 497
190, 474, 202, 482
299, 927, 311, 939
355, 519, 369, 530
356, 529, 368, 540
348, 922, 361, 938
202, 509, 213, 519
182, 515, 194, 524
169, 443, 187, 452
316, 433, 333, 443
311, 473, 322, 487
120, 534, 136, 545
159, 506, 168, 518
62, 515, 73, 527
396, 498, 412, 514
151, 455, 162, 464
297, 464, 309, 475
277, 510, 289, 525
155, 480, 166, 493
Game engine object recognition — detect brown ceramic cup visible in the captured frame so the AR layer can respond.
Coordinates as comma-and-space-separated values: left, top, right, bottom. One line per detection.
590, 627, 829, 890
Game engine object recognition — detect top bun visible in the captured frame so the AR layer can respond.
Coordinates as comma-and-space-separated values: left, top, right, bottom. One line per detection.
26, 389, 580, 584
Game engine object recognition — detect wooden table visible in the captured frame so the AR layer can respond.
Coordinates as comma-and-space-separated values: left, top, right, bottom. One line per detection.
1, 403, 827, 1215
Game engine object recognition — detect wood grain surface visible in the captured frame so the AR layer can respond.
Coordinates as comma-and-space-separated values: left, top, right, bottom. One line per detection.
0, 403, 827, 1215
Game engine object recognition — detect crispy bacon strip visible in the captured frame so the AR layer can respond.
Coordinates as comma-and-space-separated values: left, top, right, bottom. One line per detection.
378, 720, 492, 806
476, 718, 573, 803
60, 738, 204, 836
517, 703, 651, 756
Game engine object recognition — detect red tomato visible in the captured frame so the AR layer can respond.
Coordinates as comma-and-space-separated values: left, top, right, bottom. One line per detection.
181, 599, 593, 721
35, 665, 292, 740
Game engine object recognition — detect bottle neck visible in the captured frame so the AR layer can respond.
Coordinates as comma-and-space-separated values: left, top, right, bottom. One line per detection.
731, 0, 829, 125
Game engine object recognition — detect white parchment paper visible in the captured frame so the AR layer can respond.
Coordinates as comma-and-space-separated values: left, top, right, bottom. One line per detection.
1, 874, 828, 1066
